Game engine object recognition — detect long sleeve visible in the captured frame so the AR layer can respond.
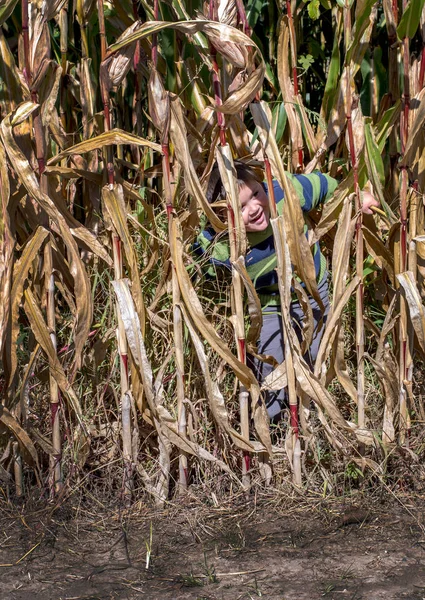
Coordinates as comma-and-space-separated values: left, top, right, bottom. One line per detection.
273, 172, 338, 213
192, 228, 232, 278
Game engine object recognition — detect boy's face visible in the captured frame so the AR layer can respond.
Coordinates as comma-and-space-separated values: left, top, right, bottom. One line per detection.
239, 180, 270, 232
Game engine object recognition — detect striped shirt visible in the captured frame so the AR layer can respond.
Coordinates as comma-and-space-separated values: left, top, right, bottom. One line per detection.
194, 172, 338, 307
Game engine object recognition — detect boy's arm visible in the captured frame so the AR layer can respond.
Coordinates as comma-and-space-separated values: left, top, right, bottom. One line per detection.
286, 172, 338, 212
193, 229, 232, 277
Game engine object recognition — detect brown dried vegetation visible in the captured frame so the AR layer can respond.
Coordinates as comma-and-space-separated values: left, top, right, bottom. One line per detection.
0, 0, 425, 505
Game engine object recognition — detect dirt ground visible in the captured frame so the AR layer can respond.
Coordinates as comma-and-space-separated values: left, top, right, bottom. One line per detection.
1, 491, 425, 600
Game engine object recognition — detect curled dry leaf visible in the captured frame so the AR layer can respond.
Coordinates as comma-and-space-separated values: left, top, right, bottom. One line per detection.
40, 0, 68, 21
112, 279, 240, 486
397, 271, 425, 353
47, 128, 162, 164
1, 102, 93, 371
148, 69, 170, 135
29, 11, 51, 89
23, 288, 87, 435
170, 215, 272, 456
0, 143, 14, 357
0, 29, 25, 113
277, 18, 303, 168
169, 94, 226, 232
100, 22, 140, 90
400, 88, 425, 166
75, 0, 96, 24
80, 58, 95, 140
0, 405, 40, 478
217, 0, 238, 26
345, 101, 365, 161
102, 184, 146, 335
182, 302, 255, 453
0, 0, 20, 26
232, 256, 262, 346
251, 101, 323, 310
7, 226, 49, 386
106, 20, 264, 113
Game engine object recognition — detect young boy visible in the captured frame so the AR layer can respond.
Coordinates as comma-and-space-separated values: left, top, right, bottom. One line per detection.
195, 163, 378, 419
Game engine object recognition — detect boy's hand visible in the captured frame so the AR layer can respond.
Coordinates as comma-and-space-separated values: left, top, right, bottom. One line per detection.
361, 191, 380, 215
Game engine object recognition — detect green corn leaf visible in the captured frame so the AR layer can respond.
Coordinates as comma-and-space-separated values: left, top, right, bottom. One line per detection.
321, 12, 342, 121
307, 0, 320, 20
0, 0, 19, 25
346, 0, 377, 68
397, 0, 425, 39
364, 119, 385, 188
247, 0, 265, 28
272, 102, 287, 144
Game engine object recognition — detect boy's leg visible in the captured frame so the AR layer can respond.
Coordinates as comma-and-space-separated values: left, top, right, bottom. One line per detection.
290, 274, 330, 367
248, 276, 330, 420
247, 307, 286, 419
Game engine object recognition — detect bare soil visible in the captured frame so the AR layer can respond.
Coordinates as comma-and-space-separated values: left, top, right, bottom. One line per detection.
1, 492, 425, 600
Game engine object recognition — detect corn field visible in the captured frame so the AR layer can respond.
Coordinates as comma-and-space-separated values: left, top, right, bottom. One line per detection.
0, 0, 425, 505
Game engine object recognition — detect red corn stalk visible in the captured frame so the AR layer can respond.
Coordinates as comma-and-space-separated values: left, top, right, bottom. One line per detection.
264, 152, 299, 488
209, 0, 250, 489
343, 0, 365, 430
97, 1, 133, 498
150, 0, 188, 493
398, 13, 411, 443
22, 0, 62, 493
286, 0, 303, 168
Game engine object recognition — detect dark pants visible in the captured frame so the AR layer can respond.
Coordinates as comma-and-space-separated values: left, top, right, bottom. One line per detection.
249, 276, 330, 419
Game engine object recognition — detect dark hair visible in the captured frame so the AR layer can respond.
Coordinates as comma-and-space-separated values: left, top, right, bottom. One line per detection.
206, 162, 263, 204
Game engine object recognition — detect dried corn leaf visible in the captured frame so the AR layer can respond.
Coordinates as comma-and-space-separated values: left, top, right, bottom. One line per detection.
218, 64, 265, 114
328, 198, 358, 402
148, 69, 170, 135
182, 303, 256, 453
216, 145, 246, 256
23, 288, 87, 433
232, 256, 262, 346
315, 276, 360, 377
39, 62, 62, 131
48, 128, 161, 164
397, 271, 425, 353
271, 215, 348, 431
169, 94, 226, 232
401, 88, 425, 166
365, 350, 397, 446
277, 19, 303, 168
363, 225, 395, 284
6, 226, 49, 386
2, 102, 94, 369
261, 361, 287, 392
250, 100, 323, 309
0, 142, 13, 357
0, 405, 40, 476
170, 215, 272, 455
100, 22, 140, 90
107, 20, 263, 113
0, 0, 19, 25
40, 0, 68, 20
107, 20, 258, 69
0, 29, 25, 114
102, 184, 146, 335
80, 58, 95, 140
29, 13, 50, 86
345, 103, 365, 162
112, 280, 239, 484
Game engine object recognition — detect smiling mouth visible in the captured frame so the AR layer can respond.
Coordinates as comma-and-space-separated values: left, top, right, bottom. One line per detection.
251, 211, 264, 223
